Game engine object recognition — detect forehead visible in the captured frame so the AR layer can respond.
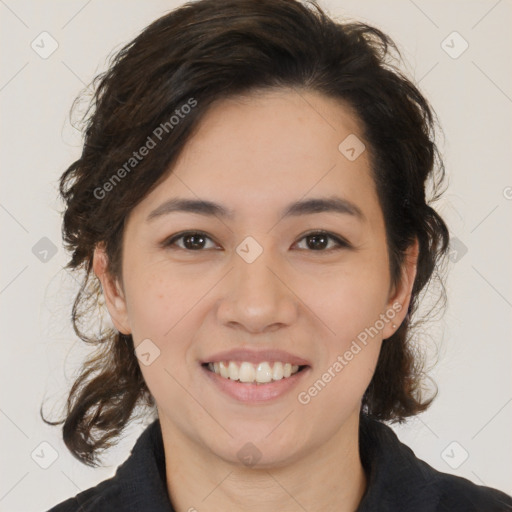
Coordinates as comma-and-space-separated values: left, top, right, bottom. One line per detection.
183, 88, 366, 169
131, 88, 381, 225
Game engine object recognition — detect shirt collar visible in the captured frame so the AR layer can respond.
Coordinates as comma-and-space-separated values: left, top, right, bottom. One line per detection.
356, 412, 440, 511
112, 419, 174, 511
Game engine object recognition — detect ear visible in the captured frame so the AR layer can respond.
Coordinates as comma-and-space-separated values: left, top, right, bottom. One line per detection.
381, 237, 419, 340
92, 243, 131, 335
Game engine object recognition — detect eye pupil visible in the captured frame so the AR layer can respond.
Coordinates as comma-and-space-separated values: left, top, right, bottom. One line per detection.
184, 233, 206, 250
307, 233, 328, 250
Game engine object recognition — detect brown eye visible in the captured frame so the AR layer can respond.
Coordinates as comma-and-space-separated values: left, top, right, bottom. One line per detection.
295, 231, 349, 251
163, 231, 217, 251
162, 230, 349, 253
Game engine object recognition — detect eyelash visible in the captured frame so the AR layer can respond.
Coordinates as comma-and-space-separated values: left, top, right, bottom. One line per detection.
161, 230, 350, 252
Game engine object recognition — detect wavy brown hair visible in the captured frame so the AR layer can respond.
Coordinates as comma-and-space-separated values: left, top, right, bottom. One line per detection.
42, 0, 450, 466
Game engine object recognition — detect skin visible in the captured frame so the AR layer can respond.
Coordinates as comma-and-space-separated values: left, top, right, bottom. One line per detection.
94, 87, 418, 512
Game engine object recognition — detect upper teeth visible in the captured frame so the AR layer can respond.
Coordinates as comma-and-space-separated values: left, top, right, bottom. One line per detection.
207, 361, 300, 383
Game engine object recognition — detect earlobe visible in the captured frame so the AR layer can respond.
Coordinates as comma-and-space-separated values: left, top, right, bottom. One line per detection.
92, 243, 132, 335
382, 237, 419, 339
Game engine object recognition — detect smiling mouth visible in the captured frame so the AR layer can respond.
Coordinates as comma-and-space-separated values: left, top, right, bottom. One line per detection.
203, 361, 309, 384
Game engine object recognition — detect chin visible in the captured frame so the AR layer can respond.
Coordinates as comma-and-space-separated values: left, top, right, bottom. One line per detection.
204, 429, 307, 470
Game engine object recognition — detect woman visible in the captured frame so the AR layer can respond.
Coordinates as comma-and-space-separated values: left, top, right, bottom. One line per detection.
43, 0, 512, 510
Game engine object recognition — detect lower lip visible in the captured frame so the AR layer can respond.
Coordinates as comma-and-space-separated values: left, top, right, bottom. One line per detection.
201, 364, 310, 403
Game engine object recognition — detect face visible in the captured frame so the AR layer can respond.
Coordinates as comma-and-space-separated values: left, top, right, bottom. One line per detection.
95, 88, 417, 468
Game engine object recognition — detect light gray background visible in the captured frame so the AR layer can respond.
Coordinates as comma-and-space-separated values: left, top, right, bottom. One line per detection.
1, 1, 511, 510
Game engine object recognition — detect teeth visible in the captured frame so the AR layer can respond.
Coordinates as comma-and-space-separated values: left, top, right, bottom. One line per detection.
228, 361, 239, 380
272, 362, 284, 380
256, 362, 272, 383
207, 361, 301, 383
219, 361, 229, 378
239, 362, 256, 382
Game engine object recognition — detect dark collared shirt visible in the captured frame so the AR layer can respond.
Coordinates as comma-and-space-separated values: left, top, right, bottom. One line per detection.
47, 414, 512, 511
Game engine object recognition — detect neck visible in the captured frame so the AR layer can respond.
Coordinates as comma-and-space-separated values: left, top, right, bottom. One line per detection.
160, 410, 367, 512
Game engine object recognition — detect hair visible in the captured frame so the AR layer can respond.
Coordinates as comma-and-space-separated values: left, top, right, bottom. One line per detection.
42, 0, 450, 466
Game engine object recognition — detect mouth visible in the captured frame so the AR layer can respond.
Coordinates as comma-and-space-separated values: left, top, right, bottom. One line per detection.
202, 360, 309, 384
200, 359, 311, 403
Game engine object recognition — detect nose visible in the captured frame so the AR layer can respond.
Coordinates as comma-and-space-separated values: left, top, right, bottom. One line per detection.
216, 240, 299, 334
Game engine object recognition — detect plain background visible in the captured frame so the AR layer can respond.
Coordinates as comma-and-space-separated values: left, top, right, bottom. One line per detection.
1, 0, 511, 510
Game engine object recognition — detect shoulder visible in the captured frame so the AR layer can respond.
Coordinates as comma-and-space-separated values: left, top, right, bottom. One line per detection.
432, 470, 512, 511
45, 419, 170, 512
358, 414, 512, 512
45, 475, 121, 512
394, 435, 512, 511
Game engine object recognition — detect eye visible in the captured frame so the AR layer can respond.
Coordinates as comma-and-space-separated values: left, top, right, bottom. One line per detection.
162, 231, 218, 251
294, 230, 350, 251
162, 230, 350, 252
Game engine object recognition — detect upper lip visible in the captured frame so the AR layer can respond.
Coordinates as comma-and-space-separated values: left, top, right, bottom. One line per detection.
201, 348, 311, 366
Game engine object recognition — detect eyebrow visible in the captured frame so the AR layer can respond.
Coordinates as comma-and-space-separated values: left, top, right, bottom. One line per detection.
146, 196, 365, 223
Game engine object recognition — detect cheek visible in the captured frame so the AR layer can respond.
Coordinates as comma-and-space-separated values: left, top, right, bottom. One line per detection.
294, 329, 382, 446
310, 257, 391, 340
123, 263, 200, 340
298, 340, 381, 423
123, 266, 200, 408
303, 254, 389, 401
122, 263, 210, 383
298, 269, 385, 412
